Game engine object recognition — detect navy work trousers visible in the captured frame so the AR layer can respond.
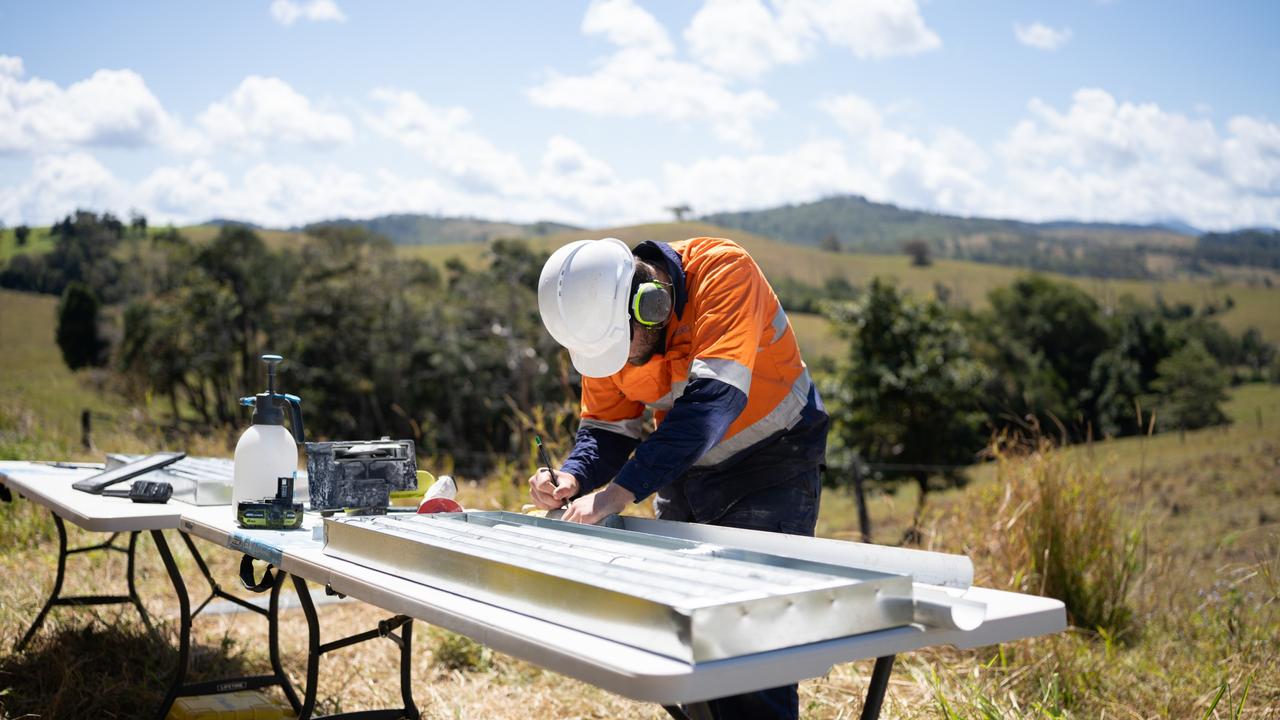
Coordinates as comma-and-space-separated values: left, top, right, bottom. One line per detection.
654, 465, 822, 720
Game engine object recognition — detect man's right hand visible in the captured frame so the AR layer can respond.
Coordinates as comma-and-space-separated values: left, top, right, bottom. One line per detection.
528, 468, 579, 509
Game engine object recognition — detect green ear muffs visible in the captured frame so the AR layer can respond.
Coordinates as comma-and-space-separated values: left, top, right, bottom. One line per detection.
631, 281, 672, 327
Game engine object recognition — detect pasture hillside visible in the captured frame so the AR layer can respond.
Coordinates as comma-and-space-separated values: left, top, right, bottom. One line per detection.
7, 220, 1276, 356
0, 227, 55, 263
399, 221, 1280, 352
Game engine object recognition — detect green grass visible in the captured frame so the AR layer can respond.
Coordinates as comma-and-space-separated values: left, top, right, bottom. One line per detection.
0, 227, 55, 263
9, 221, 1278, 360
173, 224, 310, 250
397, 221, 1280, 360
0, 289, 159, 461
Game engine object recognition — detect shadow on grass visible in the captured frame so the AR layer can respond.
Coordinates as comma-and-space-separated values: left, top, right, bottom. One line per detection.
0, 620, 256, 719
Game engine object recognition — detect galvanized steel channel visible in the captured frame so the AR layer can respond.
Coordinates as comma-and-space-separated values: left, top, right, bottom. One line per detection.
323, 511, 916, 663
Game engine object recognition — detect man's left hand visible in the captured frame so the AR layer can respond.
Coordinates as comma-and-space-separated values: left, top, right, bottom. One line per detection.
562, 483, 635, 525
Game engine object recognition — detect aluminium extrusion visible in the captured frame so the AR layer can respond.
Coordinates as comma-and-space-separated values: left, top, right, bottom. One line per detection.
322, 511, 916, 663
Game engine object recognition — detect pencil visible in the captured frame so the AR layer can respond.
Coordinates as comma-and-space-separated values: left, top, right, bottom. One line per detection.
534, 435, 567, 510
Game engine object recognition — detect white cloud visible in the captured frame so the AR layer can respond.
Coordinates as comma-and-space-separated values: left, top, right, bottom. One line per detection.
136, 160, 232, 219
685, 0, 808, 79
528, 0, 776, 147
996, 89, 1280, 229
537, 135, 662, 222
687, 0, 940, 79
366, 88, 529, 194
662, 140, 876, 215
821, 93, 992, 214
271, 0, 346, 26
1014, 22, 1072, 51
0, 55, 196, 154
0, 56, 22, 77
0, 153, 124, 224
584, 0, 674, 55
198, 76, 353, 151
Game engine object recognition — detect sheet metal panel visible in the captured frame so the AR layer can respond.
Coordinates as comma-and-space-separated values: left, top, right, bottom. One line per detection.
323, 511, 914, 663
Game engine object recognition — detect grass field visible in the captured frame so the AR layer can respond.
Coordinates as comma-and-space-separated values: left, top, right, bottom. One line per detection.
398, 221, 1280, 355
9, 221, 1279, 362
0, 227, 55, 264
1, 283, 1278, 718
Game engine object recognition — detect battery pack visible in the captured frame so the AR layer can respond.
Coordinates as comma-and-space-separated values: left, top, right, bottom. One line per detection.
167, 689, 295, 719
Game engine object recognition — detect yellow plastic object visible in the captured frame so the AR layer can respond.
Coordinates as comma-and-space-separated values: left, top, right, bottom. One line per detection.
168, 690, 295, 720
390, 469, 434, 505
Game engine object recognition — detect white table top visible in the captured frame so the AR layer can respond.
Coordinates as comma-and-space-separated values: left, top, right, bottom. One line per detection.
178, 505, 1067, 705
0, 461, 191, 532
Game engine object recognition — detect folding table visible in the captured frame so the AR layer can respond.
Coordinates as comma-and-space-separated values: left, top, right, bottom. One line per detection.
0, 462, 300, 720
179, 504, 1067, 720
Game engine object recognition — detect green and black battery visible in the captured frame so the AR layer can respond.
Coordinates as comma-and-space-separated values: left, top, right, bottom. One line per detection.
237, 476, 304, 530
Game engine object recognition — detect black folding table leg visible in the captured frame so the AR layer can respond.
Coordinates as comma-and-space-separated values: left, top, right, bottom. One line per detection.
269, 571, 304, 715
126, 531, 154, 632
291, 573, 420, 719
663, 703, 712, 720
860, 655, 896, 720
151, 529, 191, 720
17, 515, 155, 651
16, 513, 71, 651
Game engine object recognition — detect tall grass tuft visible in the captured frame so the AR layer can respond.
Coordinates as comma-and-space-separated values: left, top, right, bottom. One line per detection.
988, 439, 1144, 639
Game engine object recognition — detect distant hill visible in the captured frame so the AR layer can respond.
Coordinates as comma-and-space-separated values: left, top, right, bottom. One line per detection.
700, 195, 1200, 279
1195, 228, 1280, 270
202, 217, 264, 230
300, 214, 580, 246
395, 219, 1280, 356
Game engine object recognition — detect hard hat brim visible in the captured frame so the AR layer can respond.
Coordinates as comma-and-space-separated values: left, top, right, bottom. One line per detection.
567, 331, 630, 378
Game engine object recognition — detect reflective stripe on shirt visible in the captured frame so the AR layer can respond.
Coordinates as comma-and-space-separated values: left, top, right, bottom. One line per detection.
647, 380, 688, 412
694, 367, 812, 467
689, 357, 752, 396
767, 305, 789, 346
579, 416, 646, 440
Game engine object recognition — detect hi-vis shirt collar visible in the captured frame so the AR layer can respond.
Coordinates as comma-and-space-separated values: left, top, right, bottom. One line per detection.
632, 240, 687, 320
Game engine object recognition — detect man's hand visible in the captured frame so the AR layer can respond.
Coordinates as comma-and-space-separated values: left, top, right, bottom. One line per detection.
528, 468, 578, 510
562, 483, 635, 525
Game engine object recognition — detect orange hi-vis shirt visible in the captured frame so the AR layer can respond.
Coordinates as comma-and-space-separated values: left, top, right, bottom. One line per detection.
577, 237, 814, 475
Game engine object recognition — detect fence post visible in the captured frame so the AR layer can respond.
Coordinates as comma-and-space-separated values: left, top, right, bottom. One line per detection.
852, 461, 871, 543
81, 409, 92, 450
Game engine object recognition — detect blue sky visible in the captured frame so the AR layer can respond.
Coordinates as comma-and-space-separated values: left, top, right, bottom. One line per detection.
1, 0, 1277, 230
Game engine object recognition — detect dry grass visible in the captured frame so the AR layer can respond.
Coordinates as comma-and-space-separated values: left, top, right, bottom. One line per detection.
2, 285, 1279, 718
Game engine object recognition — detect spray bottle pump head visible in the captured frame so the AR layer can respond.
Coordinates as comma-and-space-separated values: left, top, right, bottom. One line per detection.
251, 354, 286, 426
238, 354, 306, 442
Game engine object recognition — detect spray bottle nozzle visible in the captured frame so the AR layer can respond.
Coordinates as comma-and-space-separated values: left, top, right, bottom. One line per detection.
262, 354, 283, 398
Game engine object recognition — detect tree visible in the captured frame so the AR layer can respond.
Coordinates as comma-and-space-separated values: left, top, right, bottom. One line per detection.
1149, 340, 1229, 431
129, 211, 147, 238
14, 224, 30, 247
820, 233, 842, 253
825, 279, 990, 532
1240, 328, 1276, 381
978, 275, 1110, 438
56, 282, 106, 370
902, 238, 931, 266
665, 204, 691, 222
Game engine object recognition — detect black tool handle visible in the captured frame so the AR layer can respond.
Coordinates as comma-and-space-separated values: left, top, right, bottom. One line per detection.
103, 480, 173, 503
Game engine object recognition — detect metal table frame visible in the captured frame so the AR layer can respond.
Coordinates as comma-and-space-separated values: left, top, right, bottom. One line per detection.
6, 466, 1065, 719
15, 516, 150, 651
2, 465, 418, 720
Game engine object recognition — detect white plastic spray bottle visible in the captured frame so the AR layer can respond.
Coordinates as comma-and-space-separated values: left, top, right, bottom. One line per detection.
233, 354, 305, 508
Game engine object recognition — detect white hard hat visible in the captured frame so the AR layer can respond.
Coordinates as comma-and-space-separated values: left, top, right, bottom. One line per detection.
538, 238, 635, 378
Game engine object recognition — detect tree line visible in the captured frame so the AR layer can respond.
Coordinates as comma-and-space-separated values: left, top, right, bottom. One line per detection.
2, 212, 570, 474
2, 210, 1275, 484
821, 274, 1276, 502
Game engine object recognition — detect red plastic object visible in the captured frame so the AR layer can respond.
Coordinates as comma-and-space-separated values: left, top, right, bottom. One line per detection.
417, 497, 463, 514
